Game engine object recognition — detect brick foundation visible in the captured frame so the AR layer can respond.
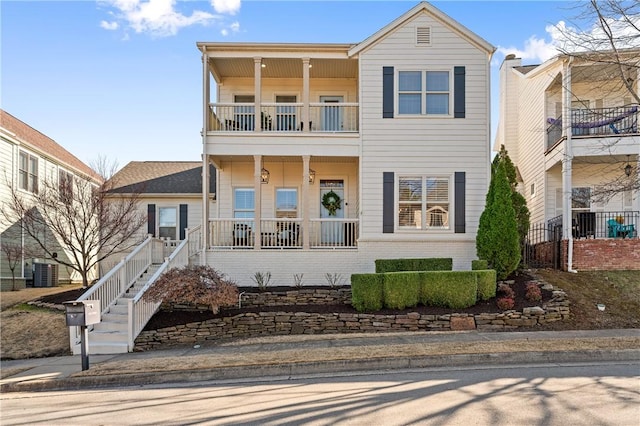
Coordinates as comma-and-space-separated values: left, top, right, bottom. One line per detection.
562, 239, 640, 271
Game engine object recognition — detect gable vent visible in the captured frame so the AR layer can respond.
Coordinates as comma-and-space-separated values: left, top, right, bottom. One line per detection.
416, 27, 431, 45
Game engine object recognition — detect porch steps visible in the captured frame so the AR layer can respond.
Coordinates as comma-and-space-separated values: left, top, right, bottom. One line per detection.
73, 265, 162, 355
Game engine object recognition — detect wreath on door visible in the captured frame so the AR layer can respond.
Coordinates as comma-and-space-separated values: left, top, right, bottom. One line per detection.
322, 190, 342, 216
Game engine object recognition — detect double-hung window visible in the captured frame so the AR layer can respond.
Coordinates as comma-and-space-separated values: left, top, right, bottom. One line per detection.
18, 151, 38, 193
398, 176, 450, 230
234, 188, 255, 218
398, 70, 450, 115
158, 207, 177, 240
275, 188, 298, 218
59, 169, 74, 201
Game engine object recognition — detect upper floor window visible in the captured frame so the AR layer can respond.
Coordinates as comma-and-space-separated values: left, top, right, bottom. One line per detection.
18, 151, 38, 193
59, 169, 74, 201
398, 70, 450, 115
234, 188, 255, 218
398, 176, 450, 230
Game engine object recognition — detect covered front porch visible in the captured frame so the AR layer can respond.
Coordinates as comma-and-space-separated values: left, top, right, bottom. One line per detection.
203, 155, 359, 250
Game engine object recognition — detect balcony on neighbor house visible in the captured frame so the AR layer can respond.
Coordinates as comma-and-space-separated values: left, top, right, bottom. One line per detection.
546, 104, 639, 151
208, 102, 359, 133
208, 218, 359, 249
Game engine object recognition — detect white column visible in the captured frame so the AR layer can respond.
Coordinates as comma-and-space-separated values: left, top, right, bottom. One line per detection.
254, 57, 262, 132
302, 58, 310, 132
562, 59, 575, 271
302, 155, 310, 249
254, 155, 262, 249
201, 52, 210, 256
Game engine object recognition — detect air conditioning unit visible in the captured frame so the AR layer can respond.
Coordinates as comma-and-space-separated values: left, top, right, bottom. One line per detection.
33, 263, 59, 287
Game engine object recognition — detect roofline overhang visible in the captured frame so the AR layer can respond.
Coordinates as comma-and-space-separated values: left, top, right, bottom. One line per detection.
197, 42, 355, 55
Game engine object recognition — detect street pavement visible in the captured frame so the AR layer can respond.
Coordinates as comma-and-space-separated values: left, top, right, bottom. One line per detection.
1, 328, 638, 393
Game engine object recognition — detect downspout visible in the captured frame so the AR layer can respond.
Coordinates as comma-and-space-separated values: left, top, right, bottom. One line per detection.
563, 57, 577, 273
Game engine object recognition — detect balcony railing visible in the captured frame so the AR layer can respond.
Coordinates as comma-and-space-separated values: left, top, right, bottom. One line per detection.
546, 105, 639, 149
208, 103, 359, 133
208, 218, 358, 249
546, 211, 639, 240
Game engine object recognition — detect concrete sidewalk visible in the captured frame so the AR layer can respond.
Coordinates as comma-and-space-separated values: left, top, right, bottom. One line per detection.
1, 329, 639, 393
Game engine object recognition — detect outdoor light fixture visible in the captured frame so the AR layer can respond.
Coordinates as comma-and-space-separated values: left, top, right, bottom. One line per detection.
625, 155, 632, 177
261, 167, 270, 184
309, 168, 316, 184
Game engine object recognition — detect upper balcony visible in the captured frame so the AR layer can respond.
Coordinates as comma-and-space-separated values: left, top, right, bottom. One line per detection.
546, 104, 639, 151
199, 43, 361, 158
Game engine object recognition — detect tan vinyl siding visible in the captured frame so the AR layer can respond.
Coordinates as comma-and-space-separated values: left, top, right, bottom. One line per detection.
358, 12, 490, 240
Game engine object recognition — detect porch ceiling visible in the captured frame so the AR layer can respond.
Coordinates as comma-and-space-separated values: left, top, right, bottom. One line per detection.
546, 62, 637, 92
209, 57, 358, 80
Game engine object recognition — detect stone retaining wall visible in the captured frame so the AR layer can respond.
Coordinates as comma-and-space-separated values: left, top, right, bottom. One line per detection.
135, 280, 570, 351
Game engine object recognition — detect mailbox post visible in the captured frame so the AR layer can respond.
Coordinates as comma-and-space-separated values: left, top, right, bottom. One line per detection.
64, 300, 100, 371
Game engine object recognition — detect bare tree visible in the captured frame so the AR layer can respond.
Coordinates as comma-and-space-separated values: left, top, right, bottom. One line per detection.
552, 0, 639, 201
1, 227, 24, 291
1, 162, 146, 288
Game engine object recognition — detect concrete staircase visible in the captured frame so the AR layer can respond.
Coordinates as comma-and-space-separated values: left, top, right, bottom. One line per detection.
73, 265, 161, 355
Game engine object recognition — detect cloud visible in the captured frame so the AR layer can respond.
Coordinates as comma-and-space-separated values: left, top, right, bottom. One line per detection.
99, 0, 241, 37
211, 0, 240, 15
100, 20, 119, 30
221, 28, 228, 36
495, 13, 640, 66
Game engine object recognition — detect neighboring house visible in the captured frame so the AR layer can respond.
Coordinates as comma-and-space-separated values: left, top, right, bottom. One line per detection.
103, 161, 216, 271
196, 2, 495, 285
495, 51, 639, 270
0, 110, 101, 290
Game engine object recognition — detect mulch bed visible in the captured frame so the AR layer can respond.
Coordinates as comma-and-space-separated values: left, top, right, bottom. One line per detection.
36, 271, 550, 332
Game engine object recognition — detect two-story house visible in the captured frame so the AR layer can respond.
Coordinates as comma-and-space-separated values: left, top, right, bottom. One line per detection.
0, 110, 101, 290
496, 51, 639, 270
197, 2, 495, 285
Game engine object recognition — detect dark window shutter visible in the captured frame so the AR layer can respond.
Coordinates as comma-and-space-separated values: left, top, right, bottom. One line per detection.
179, 204, 188, 240
454, 172, 466, 233
454, 66, 466, 118
383, 172, 395, 233
147, 204, 156, 236
383, 66, 394, 118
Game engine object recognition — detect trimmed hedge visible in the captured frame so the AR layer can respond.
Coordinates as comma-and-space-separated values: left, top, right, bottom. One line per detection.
375, 258, 452, 273
383, 272, 419, 310
475, 270, 497, 301
351, 273, 384, 312
419, 271, 477, 309
471, 259, 489, 270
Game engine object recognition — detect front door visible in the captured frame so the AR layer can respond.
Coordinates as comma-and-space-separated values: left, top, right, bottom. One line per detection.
320, 96, 343, 131
320, 179, 344, 245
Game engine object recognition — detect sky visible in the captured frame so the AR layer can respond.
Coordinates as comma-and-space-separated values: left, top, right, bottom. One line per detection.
0, 0, 608, 171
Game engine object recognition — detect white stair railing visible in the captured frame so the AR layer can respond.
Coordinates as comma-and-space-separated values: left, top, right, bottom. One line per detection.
127, 237, 190, 350
68, 235, 164, 350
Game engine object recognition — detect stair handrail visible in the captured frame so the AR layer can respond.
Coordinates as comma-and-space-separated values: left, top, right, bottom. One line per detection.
69, 235, 163, 349
186, 225, 202, 258
127, 237, 190, 350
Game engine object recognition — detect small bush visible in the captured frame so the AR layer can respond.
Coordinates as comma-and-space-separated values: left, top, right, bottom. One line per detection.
471, 260, 489, 270
419, 271, 477, 309
383, 272, 419, 310
497, 282, 515, 299
375, 258, 452, 273
525, 282, 542, 302
351, 273, 384, 312
251, 271, 272, 291
475, 270, 497, 301
496, 297, 515, 310
144, 265, 238, 314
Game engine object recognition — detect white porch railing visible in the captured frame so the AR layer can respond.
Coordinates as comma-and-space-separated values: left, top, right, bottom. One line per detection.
208, 102, 359, 133
187, 225, 202, 259
207, 218, 358, 249
127, 237, 190, 350
209, 218, 256, 248
260, 218, 303, 248
69, 235, 164, 348
309, 103, 359, 132
309, 218, 358, 248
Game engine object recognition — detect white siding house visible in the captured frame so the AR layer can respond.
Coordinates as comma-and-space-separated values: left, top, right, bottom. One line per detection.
496, 52, 639, 251
0, 110, 100, 290
196, 2, 495, 286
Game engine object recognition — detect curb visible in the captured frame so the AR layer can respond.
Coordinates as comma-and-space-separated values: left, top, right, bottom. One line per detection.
2, 348, 638, 393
